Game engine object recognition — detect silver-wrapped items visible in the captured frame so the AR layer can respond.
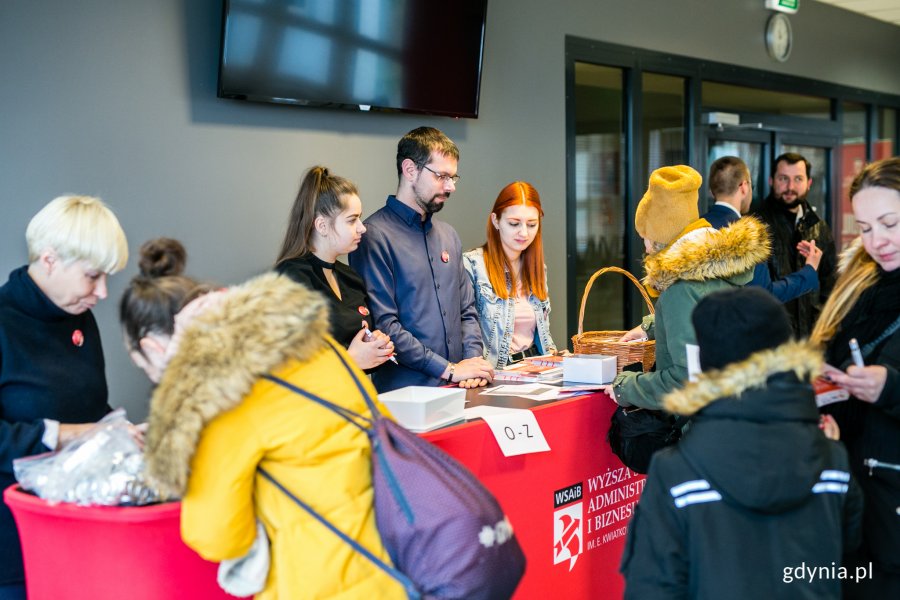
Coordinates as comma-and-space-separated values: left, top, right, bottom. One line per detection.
13, 409, 163, 506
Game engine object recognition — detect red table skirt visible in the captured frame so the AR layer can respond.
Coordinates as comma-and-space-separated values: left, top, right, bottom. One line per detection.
423, 392, 643, 599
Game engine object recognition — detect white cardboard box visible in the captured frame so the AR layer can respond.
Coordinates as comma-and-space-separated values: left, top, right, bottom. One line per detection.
563, 354, 617, 384
377, 386, 466, 432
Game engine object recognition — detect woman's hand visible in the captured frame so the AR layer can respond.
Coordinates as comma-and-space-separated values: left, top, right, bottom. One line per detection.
347, 327, 395, 370
128, 422, 148, 450
56, 423, 96, 449
619, 325, 647, 342
598, 385, 618, 403
819, 414, 840, 440
826, 364, 888, 403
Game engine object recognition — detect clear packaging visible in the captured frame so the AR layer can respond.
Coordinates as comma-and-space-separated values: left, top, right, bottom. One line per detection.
13, 409, 163, 506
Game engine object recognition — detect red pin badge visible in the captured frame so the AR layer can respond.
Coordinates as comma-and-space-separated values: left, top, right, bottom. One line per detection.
72, 330, 84, 347
441, 251, 450, 263
358, 306, 369, 316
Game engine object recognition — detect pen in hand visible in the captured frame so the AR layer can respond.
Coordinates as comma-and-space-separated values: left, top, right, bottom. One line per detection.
364, 325, 398, 364
849, 338, 864, 368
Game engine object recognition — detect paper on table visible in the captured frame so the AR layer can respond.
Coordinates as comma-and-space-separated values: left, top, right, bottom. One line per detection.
479, 383, 565, 401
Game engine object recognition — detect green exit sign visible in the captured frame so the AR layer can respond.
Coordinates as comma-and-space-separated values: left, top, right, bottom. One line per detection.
766, 0, 799, 13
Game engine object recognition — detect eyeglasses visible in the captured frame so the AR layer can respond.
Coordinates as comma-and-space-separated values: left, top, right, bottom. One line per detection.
421, 164, 460, 185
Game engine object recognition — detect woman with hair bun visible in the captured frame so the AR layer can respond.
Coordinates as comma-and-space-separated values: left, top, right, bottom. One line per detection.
121, 238, 405, 599
463, 181, 556, 368
119, 238, 213, 382
276, 166, 394, 370
0, 195, 128, 599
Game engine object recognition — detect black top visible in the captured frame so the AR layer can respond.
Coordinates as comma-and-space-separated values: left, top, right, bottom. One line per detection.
822, 267, 900, 577
0, 266, 112, 584
276, 254, 373, 347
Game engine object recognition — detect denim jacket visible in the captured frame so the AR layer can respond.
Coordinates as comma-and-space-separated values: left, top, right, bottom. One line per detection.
463, 248, 556, 368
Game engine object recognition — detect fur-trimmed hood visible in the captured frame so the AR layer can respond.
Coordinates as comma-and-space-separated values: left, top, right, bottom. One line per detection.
144, 273, 330, 497
664, 340, 821, 415
643, 216, 770, 294
661, 341, 832, 514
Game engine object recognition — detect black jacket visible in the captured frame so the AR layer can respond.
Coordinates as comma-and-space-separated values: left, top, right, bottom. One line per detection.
621, 342, 862, 599
823, 255, 900, 577
753, 196, 837, 336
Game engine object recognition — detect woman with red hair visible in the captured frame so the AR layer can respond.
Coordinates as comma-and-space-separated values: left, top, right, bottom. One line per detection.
463, 181, 557, 368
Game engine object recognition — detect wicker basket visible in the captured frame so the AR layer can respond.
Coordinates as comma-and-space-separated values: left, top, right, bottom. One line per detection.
571, 266, 656, 373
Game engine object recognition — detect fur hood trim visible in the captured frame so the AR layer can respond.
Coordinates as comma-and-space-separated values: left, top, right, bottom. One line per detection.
663, 340, 821, 415
145, 273, 330, 496
643, 217, 770, 293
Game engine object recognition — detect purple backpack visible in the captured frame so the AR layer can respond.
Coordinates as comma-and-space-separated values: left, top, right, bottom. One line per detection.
260, 342, 526, 599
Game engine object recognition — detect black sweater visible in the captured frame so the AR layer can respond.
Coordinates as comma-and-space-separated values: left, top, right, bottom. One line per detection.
0, 266, 111, 584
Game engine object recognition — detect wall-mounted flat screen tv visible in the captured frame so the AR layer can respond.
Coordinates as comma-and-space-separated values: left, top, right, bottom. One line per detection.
218, 0, 488, 118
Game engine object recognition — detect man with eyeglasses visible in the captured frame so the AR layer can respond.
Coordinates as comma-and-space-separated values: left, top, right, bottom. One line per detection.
702, 155, 822, 303
350, 126, 494, 392
753, 152, 837, 336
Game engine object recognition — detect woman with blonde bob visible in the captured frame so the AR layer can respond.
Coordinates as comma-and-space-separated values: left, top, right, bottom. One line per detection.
463, 181, 556, 368
0, 195, 128, 599
812, 156, 900, 598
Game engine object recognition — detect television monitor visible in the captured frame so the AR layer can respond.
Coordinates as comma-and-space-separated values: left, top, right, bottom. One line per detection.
218, 0, 488, 118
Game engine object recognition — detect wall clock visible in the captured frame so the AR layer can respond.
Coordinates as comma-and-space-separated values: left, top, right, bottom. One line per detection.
765, 12, 793, 62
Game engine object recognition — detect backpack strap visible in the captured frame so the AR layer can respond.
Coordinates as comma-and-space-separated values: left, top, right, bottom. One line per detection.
262, 342, 415, 525
259, 374, 372, 434
258, 468, 420, 600
322, 337, 385, 417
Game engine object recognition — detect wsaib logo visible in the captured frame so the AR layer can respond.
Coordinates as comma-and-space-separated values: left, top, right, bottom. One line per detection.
553, 482, 583, 571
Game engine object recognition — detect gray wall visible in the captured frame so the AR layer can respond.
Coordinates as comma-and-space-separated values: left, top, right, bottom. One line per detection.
2, 0, 898, 421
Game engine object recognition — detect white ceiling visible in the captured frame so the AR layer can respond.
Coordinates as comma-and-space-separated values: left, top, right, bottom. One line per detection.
815, 0, 900, 26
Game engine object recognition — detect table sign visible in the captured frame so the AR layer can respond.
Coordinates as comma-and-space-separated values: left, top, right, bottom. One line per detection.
481, 409, 551, 457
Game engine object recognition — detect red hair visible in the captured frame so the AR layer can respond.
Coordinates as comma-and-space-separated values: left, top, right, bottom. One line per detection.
483, 181, 548, 301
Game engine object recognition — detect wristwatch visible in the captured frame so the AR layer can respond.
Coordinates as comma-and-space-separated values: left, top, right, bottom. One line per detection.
446, 362, 456, 382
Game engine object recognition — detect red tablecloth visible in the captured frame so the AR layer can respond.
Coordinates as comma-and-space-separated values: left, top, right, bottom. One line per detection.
422, 391, 644, 599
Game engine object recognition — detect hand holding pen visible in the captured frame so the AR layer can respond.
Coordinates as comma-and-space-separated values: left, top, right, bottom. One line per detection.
347, 321, 396, 369
363, 324, 398, 364
820, 338, 887, 404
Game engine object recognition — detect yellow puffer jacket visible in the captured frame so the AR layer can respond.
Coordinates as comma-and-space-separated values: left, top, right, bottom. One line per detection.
144, 273, 406, 600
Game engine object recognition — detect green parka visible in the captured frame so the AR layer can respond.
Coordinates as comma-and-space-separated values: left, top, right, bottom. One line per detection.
612, 217, 770, 409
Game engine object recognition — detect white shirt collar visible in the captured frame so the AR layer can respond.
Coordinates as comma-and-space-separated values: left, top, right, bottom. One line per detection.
714, 201, 742, 218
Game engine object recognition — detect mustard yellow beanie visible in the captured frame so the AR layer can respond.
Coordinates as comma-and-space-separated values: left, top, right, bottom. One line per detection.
634, 165, 702, 246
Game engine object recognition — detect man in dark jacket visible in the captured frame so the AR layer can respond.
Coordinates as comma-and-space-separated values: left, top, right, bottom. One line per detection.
703, 155, 822, 303
753, 152, 837, 336
621, 287, 862, 600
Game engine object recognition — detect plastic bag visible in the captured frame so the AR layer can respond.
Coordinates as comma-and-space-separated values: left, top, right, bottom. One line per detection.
13, 409, 162, 506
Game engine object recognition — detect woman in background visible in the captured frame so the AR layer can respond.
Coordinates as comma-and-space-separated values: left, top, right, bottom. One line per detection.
121, 238, 405, 600
0, 195, 128, 599
276, 166, 394, 370
463, 181, 556, 369
812, 156, 900, 598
